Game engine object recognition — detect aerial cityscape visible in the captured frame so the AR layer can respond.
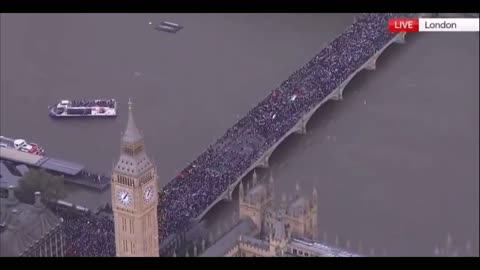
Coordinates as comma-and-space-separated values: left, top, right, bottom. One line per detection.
0, 13, 478, 257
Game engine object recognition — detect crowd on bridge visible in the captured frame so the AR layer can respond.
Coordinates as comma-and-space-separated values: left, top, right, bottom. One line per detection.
57, 13, 409, 256
157, 13, 406, 240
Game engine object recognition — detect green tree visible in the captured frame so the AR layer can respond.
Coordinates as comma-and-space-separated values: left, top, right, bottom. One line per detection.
15, 169, 66, 204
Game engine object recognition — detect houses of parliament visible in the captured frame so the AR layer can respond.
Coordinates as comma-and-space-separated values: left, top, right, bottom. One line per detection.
110, 100, 361, 257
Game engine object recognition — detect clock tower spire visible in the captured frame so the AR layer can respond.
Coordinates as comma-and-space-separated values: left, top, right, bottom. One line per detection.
112, 99, 159, 257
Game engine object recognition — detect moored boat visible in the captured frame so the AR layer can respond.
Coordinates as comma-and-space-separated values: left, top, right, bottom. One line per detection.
154, 21, 183, 33
49, 99, 117, 118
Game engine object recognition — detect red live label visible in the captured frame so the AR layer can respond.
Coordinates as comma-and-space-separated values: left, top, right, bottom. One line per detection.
388, 18, 419, 33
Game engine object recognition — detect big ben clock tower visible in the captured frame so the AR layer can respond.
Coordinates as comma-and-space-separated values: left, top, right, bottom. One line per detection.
112, 99, 159, 257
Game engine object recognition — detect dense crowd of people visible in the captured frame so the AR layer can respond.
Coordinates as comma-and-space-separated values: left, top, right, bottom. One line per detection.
157, 13, 404, 240
50, 204, 116, 257
70, 99, 115, 108
58, 13, 408, 256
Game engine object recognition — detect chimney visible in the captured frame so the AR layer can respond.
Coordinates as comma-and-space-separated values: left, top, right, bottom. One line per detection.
193, 244, 198, 257
8, 208, 19, 230
7, 185, 15, 200
34, 191, 42, 206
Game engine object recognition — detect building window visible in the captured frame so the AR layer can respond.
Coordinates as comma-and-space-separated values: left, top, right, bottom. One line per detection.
293, 249, 297, 255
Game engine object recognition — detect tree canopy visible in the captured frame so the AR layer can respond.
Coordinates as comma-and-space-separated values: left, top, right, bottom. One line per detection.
15, 169, 66, 204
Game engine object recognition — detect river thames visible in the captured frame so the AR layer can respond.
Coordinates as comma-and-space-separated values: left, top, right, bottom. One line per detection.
1, 13, 478, 256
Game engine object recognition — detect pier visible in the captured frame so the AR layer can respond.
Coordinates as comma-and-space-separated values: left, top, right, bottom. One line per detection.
0, 147, 109, 191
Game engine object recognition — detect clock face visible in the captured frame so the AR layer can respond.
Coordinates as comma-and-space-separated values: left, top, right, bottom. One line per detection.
117, 190, 132, 206
143, 185, 154, 203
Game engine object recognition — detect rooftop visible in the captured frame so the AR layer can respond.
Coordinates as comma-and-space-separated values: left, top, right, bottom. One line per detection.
0, 192, 62, 257
122, 99, 143, 144
38, 158, 85, 176
0, 148, 45, 166
201, 218, 257, 257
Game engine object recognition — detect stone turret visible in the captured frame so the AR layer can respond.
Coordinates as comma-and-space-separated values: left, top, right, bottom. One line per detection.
239, 181, 244, 200
357, 241, 363, 253
268, 173, 275, 201
312, 187, 318, 205
281, 193, 287, 209
239, 173, 273, 231
282, 184, 318, 240
295, 182, 300, 198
